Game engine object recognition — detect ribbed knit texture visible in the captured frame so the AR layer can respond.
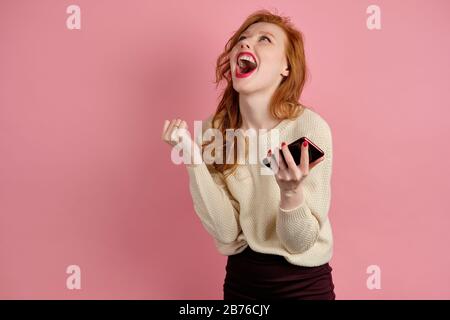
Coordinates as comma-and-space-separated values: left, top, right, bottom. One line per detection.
185, 107, 333, 267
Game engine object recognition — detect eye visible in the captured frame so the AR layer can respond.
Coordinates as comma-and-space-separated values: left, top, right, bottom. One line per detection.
238, 35, 271, 43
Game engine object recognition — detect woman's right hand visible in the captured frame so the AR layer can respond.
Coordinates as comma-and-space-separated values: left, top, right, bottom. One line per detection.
161, 118, 202, 166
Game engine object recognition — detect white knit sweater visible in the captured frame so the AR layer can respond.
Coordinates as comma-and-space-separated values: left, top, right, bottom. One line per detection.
185, 107, 334, 267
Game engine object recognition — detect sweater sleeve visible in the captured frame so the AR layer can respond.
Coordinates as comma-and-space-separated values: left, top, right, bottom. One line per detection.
276, 119, 333, 254
186, 162, 241, 244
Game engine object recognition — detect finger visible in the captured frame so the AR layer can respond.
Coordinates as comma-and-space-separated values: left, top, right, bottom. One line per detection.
177, 121, 194, 152
268, 150, 279, 175
170, 118, 182, 142
164, 119, 178, 143
280, 142, 297, 174
177, 120, 188, 138
265, 149, 272, 169
275, 146, 288, 179
274, 146, 287, 172
163, 120, 175, 142
266, 148, 272, 161
175, 121, 188, 158
270, 147, 283, 175
299, 140, 309, 175
162, 120, 170, 140
178, 120, 187, 129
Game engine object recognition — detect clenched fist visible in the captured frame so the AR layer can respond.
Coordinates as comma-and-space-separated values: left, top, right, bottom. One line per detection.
161, 118, 202, 166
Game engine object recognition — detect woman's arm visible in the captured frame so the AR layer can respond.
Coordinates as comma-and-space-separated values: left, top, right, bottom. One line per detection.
183, 114, 242, 244
275, 120, 333, 254
186, 162, 241, 244
163, 115, 241, 245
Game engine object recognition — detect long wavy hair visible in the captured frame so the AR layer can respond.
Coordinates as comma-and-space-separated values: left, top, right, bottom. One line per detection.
203, 9, 310, 179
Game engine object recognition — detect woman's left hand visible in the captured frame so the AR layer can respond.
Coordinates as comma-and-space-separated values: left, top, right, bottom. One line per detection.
267, 140, 325, 194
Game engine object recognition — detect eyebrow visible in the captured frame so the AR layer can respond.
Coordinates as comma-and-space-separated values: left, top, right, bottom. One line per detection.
241, 31, 276, 39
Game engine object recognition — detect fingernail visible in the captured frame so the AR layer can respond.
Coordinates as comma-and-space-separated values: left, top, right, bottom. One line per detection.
268, 149, 272, 155
303, 141, 308, 147
281, 142, 286, 148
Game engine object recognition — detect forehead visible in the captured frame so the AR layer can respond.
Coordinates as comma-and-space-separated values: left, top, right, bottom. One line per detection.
241, 22, 286, 40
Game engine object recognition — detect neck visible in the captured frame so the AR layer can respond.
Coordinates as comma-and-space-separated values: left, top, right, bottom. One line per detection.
238, 91, 281, 132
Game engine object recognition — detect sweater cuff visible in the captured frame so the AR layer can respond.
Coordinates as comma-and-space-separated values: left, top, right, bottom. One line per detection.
278, 198, 312, 223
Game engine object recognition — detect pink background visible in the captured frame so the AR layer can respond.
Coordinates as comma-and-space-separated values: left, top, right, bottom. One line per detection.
1, 0, 449, 299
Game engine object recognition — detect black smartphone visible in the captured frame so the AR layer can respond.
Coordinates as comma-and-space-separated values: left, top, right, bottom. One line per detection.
262, 136, 325, 168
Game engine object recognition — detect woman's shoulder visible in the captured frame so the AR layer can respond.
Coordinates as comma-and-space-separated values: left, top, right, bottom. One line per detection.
201, 113, 220, 134
288, 106, 333, 158
296, 105, 332, 136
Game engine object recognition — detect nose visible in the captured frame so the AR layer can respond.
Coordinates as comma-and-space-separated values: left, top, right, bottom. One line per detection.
240, 43, 250, 49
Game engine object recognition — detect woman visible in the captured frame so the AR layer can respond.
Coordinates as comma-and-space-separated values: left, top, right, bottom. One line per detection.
162, 9, 335, 300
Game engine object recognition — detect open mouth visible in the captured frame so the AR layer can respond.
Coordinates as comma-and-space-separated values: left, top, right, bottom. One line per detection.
236, 53, 258, 77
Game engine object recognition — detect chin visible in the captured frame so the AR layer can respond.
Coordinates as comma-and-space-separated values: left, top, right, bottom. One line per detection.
232, 81, 254, 93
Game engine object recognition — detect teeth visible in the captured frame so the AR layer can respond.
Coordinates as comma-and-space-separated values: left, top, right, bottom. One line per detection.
238, 54, 256, 65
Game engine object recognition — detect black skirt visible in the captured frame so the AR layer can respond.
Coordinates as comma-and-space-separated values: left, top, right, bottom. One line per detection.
223, 245, 336, 300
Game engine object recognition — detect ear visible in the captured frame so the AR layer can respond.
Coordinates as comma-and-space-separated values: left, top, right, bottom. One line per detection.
280, 67, 289, 78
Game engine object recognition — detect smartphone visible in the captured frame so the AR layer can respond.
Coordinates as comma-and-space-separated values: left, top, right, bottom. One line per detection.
262, 136, 325, 168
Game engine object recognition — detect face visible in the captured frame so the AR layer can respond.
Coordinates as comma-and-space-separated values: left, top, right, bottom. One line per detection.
230, 22, 289, 94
